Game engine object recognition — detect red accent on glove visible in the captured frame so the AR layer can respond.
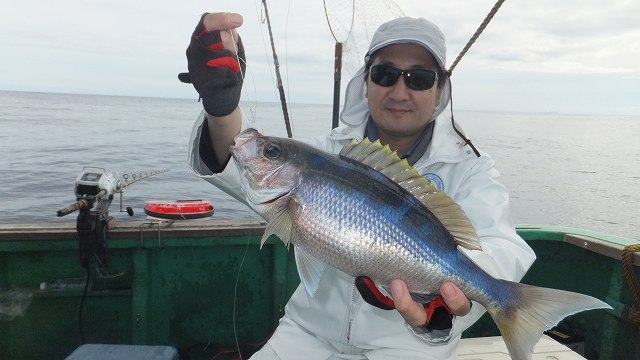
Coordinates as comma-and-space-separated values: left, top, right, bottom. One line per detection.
207, 42, 224, 51
207, 57, 241, 73
355, 276, 395, 310
355, 276, 455, 331
424, 297, 452, 322
422, 296, 454, 331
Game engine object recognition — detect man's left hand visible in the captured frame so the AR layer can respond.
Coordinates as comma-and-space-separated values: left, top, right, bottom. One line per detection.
390, 279, 472, 327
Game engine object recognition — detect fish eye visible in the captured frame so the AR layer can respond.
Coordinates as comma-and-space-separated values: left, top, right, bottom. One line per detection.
264, 143, 282, 159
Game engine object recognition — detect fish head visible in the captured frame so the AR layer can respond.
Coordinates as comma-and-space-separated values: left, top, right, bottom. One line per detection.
229, 128, 303, 218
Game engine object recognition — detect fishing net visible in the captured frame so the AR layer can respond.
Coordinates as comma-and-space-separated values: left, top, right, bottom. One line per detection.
323, 0, 405, 78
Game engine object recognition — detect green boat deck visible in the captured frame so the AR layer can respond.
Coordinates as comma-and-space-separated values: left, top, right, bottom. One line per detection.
0, 221, 638, 359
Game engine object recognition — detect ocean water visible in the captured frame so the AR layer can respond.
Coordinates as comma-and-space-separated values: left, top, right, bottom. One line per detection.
1, 90, 638, 240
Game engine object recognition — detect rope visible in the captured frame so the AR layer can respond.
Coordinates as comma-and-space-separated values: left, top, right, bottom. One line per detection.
447, 0, 507, 76
622, 243, 640, 329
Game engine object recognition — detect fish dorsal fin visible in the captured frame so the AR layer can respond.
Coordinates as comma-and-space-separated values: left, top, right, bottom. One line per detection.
340, 138, 481, 251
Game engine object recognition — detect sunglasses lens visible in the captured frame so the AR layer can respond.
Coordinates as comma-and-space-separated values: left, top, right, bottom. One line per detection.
370, 65, 437, 91
405, 71, 436, 90
370, 65, 400, 87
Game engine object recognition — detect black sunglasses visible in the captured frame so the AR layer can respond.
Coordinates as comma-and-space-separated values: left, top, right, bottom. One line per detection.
369, 64, 439, 91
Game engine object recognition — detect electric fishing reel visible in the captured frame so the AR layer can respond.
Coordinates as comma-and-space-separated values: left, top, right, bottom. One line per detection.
57, 167, 169, 217
56, 166, 169, 269
74, 167, 120, 202
56, 167, 125, 217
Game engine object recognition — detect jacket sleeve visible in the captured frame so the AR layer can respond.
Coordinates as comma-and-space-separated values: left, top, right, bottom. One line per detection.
187, 111, 249, 206
413, 154, 536, 343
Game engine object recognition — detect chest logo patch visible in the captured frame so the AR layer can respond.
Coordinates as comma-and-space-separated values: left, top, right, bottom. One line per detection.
425, 173, 445, 191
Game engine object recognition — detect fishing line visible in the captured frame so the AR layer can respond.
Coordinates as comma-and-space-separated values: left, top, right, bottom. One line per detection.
232, 27, 259, 127
198, 27, 257, 359
254, 0, 280, 110
230, 27, 258, 360
229, 32, 282, 357
231, 231, 252, 360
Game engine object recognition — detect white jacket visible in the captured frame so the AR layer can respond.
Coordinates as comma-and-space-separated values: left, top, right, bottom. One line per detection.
188, 111, 536, 360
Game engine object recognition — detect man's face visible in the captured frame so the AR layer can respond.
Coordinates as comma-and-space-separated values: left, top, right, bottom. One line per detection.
366, 43, 442, 142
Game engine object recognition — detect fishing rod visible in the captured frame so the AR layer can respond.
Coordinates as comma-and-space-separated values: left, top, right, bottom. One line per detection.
118, 169, 170, 213
261, 0, 293, 138
56, 167, 169, 217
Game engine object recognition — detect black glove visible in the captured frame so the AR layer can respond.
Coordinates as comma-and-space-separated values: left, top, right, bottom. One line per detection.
355, 276, 453, 331
179, 13, 246, 117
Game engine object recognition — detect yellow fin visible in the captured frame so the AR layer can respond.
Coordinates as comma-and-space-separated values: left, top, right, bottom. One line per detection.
339, 138, 481, 251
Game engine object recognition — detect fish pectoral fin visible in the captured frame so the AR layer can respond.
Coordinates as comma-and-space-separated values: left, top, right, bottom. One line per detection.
294, 246, 328, 297
261, 203, 294, 249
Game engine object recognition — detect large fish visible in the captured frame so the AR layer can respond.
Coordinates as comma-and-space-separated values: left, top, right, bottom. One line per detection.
229, 128, 610, 360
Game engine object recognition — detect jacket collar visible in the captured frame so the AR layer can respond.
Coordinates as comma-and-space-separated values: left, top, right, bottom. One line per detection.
328, 115, 478, 164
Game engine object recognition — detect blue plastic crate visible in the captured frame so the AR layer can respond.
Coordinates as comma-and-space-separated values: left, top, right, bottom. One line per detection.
65, 344, 179, 360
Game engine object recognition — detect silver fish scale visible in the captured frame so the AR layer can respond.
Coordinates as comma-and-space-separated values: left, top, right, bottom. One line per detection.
291, 168, 457, 295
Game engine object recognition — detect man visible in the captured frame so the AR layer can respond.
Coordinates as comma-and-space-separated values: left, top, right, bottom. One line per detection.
184, 12, 535, 359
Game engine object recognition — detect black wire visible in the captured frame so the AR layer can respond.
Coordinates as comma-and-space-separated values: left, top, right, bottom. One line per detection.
447, 77, 481, 158
79, 266, 90, 344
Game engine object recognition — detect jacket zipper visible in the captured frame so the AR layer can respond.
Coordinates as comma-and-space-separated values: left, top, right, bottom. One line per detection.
344, 282, 359, 349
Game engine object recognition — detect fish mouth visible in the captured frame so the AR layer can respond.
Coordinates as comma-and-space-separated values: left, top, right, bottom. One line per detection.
235, 128, 262, 146
229, 128, 262, 159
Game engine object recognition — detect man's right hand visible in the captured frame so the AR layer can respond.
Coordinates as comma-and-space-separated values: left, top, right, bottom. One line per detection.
180, 12, 245, 117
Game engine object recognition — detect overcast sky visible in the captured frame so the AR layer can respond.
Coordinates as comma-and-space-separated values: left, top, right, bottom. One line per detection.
1, 0, 638, 115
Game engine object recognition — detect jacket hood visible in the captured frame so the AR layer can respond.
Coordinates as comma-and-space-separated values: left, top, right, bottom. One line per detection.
340, 17, 451, 128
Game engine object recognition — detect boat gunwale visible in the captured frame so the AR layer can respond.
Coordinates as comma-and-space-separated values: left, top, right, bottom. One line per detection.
517, 224, 640, 266
0, 219, 267, 242
0, 222, 637, 265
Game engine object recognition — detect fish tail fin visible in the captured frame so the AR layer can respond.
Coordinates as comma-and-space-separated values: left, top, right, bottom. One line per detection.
487, 281, 611, 360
